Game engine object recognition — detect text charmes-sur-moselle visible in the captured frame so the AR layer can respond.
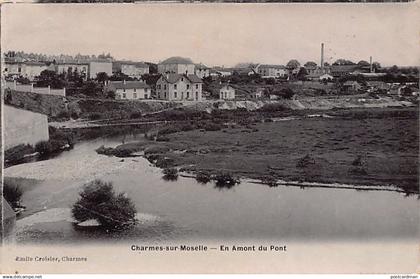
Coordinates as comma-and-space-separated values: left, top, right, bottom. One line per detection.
131, 245, 287, 252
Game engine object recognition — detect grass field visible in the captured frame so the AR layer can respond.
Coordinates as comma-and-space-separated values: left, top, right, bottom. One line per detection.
107, 108, 418, 193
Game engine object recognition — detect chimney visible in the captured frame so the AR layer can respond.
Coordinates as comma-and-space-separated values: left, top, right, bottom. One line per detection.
321, 43, 324, 71
123, 79, 126, 85
369, 56, 373, 73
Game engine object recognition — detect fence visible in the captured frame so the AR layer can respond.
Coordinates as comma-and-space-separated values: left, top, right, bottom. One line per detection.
4, 81, 66, 97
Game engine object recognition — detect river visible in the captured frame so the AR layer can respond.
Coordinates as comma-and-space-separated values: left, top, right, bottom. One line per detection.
4, 134, 418, 244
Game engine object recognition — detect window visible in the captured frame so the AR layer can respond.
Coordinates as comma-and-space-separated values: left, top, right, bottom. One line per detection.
187, 92, 190, 99
157, 85, 161, 89
164, 84, 167, 90
123, 93, 126, 99
133, 93, 137, 99
4, 68, 7, 72
134, 88, 137, 92
18, 67, 22, 73
196, 84, 199, 89
196, 92, 198, 100
174, 92, 177, 98
123, 88, 126, 92
187, 84, 190, 89
174, 84, 177, 90
144, 94, 148, 99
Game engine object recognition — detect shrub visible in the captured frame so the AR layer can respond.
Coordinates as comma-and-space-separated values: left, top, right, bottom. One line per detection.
35, 141, 53, 156
162, 168, 178, 181
4, 144, 35, 163
88, 112, 102, 121
196, 171, 211, 184
95, 145, 115, 156
3, 180, 23, 208
56, 111, 70, 120
214, 172, 239, 188
72, 180, 136, 231
130, 112, 142, 119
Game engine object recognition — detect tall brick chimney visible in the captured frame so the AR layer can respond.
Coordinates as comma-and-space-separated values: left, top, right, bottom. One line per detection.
370, 56, 373, 73
321, 43, 325, 71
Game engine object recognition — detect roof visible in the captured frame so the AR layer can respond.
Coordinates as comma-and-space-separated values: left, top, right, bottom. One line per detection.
108, 81, 150, 90
160, 74, 202, 84
118, 61, 149, 68
160, 56, 193, 65
195, 63, 209, 70
330, 65, 359, 73
343, 80, 361, 86
258, 64, 286, 70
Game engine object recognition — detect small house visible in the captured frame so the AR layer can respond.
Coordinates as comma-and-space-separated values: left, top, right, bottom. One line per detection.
219, 85, 235, 100
107, 80, 151, 100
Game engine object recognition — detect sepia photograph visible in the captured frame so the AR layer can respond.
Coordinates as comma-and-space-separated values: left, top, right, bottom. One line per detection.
1, 2, 419, 274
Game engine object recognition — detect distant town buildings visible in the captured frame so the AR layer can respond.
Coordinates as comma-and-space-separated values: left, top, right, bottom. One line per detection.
256, 64, 288, 78
106, 80, 151, 100
113, 61, 149, 79
158, 57, 195, 75
156, 73, 203, 101
88, 60, 113, 79
56, 61, 89, 80
195, 64, 210, 79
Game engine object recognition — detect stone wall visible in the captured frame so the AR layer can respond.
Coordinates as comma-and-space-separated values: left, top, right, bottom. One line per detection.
3, 105, 49, 150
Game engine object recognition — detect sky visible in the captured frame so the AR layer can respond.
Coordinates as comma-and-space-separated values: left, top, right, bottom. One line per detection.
2, 3, 419, 67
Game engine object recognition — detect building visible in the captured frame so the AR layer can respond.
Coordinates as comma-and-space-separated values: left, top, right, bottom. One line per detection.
195, 64, 210, 79
210, 67, 233, 77
342, 80, 362, 92
158, 57, 195, 75
319, 73, 333, 81
330, 65, 359, 78
2, 60, 48, 81
156, 73, 202, 101
250, 88, 264, 99
106, 81, 151, 100
56, 61, 89, 80
256, 64, 288, 78
219, 85, 235, 100
89, 60, 113, 79
114, 61, 149, 79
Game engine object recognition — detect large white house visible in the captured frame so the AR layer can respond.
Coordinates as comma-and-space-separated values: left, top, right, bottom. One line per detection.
156, 73, 202, 101
2, 60, 49, 81
107, 81, 151, 100
158, 57, 195, 75
219, 85, 235, 100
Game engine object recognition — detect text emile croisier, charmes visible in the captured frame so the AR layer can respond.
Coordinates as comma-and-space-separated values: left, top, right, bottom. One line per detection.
15, 256, 87, 262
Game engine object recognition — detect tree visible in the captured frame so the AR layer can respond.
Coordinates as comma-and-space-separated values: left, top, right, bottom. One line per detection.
304, 61, 317, 68
333, 59, 355, 66
36, 70, 66, 89
357, 60, 370, 67
72, 180, 137, 231
96, 72, 109, 83
80, 81, 102, 97
286, 59, 301, 70
297, 67, 308, 81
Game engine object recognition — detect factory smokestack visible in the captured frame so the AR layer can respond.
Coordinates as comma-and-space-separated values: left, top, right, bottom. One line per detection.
369, 56, 373, 73
321, 43, 324, 70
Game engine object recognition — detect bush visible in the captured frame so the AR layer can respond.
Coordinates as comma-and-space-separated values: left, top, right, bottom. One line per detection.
4, 144, 35, 163
88, 112, 102, 121
214, 172, 239, 188
3, 180, 23, 208
35, 141, 53, 156
72, 180, 137, 231
196, 171, 211, 184
162, 168, 178, 181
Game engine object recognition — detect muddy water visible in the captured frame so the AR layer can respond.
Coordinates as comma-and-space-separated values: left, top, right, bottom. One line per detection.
10, 135, 419, 244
